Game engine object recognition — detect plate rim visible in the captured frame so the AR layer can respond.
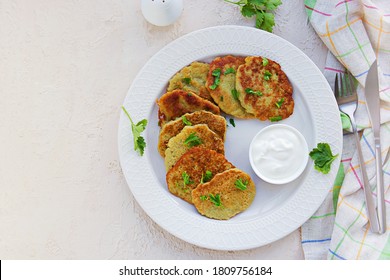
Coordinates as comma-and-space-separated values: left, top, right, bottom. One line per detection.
118, 25, 343, 251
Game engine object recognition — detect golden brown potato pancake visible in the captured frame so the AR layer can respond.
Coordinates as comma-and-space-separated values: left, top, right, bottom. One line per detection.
158, 111, 226, 157
166, 147, 234, 204
167, 62, 213, 102
236, 56, 294, 121
157, 89, 220, 127
164, 124, 224, 171
192, 168, 256, 220
206, 55, 254, 119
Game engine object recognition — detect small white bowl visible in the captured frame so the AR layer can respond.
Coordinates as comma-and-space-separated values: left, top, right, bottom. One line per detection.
249, 124, 309, 184
141, 0, 183, 27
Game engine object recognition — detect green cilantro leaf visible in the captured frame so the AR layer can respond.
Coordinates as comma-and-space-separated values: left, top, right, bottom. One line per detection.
182, 77, 191, 85
309, 143, 339, 174
249, 0, 263, 5
262, 57, 269, 66
136, 137, 146, 155
121, 106, 147, 156
182, 171, 194, 187
264, 70, 272, 80
224, 0, 282, 32
245, 88, 263, 96
209, 68, 221, 90
200, 170, 213, 184
134, 119, 147, 132
229, 118, 236, 127
231, 89, 239, 100
275, 98, 284, 108
263, 0, 282, 11
241, 4, 257, 17
255, 10, 265, 29
200, 195, 208, 201
235, 178, 248, 190
209, 194, 222, 207
184, 132, 202, 147
224, 67, 236, 75
269, 115, 282, 122
259, 12, 275, 32
182, 115, 192, 126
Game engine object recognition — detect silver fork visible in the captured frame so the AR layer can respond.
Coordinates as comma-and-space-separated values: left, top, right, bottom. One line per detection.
334, 72, 381, 233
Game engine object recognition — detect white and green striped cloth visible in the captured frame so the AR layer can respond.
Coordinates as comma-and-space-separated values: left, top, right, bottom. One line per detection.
301, 0, 390, 260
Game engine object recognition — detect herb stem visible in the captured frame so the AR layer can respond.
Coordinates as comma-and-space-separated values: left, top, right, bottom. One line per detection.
122, 106, 134, 125
224, 0, 245, 4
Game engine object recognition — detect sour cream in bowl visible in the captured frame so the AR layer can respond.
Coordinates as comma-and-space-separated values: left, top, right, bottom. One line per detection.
249, 124, 309, 184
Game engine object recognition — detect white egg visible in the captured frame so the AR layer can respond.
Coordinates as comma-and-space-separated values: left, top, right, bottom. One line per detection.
141, 0, 183, 27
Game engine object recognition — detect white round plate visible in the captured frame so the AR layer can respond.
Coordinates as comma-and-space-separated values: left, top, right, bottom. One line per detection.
118, 25, 342, 250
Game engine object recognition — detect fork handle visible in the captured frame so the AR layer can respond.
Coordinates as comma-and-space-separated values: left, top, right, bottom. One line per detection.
353, 127, 380, 233
374, 142, 386, 234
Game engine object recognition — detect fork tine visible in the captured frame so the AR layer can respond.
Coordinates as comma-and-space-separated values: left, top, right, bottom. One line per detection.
345, 72, 351, 96
334, 71, 358, 108
348, 72, 356, 95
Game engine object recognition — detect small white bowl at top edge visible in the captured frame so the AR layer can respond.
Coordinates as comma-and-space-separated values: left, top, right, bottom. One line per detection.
141, 0, 183, 27
249, 124, 309, 185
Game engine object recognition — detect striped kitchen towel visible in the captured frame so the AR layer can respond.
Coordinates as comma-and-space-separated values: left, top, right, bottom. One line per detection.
301, 0, 390, 260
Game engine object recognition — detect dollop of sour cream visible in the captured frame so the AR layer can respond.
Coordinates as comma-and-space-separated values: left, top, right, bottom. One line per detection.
249, 124, 308, 184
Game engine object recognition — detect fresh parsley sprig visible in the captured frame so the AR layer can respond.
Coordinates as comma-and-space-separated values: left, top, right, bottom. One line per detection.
209, 68, 222, 90
182, 77, 191, 85
229, 118, 236, 127
275, 98, 284, 108
182, 115, 192, 126
209, 194, 222, 207
264, 70, 272, 80
224, 67, 236, 75
235, 178, 248, 190
231, 88, 239, 100
182, 171, 193, 188
225, 0, 282, 32
269, 116, 282, 122
121, 106, 147, 156
245, 88, 263, 96
200, 170, 213, 184
309, 143, 338, 174
199, 193, 222, 207
184, 132, 202, 147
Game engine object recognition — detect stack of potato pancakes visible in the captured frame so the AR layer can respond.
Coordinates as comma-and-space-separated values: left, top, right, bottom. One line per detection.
156, 55, 294, 220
